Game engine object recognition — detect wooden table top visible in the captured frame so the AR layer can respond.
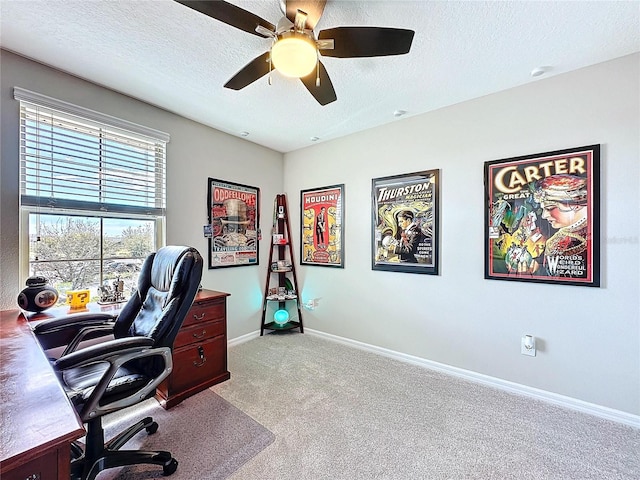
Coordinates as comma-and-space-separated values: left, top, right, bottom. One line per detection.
0, 308, 85, 470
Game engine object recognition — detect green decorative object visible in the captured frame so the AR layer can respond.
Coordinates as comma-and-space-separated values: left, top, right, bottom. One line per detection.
284, 277, 294, 292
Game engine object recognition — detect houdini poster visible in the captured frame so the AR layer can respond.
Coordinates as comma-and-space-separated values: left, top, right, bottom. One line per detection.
301, 185, 343, 267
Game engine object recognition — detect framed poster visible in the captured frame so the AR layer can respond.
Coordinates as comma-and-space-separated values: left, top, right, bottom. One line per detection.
484, 144, 600, 286
372, 170, 439, 274
300, 184, 344, 267
207, 178, 259, 269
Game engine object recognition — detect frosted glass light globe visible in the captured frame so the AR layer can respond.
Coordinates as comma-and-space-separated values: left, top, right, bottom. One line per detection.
271, 34, 317, 78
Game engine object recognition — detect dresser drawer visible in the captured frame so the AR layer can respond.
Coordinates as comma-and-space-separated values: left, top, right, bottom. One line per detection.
171, 335, 227, 393
3, 450, 58, 480
156, 289, 229, 409
182, 300, 225, 327
174, 319, 225, 348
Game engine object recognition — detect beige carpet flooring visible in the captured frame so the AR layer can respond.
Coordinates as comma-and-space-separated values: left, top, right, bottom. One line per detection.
96, 388, 274, 479
212, 332, 640, 480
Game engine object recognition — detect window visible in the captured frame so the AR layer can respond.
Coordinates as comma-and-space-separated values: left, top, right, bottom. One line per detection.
16, 87, 169, 303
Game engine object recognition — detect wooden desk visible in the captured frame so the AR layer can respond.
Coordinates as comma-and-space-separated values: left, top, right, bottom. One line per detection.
0, 308, 85, 480
1, 289, 230, 479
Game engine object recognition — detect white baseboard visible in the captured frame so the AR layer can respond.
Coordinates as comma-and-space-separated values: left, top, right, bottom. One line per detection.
228, 330, 260, 348
303, 328, 640, 429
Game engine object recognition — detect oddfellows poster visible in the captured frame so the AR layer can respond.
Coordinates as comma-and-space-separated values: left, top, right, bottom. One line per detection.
372, 170, 439, 275
207, 178, 259, 269
484, 145, 600, 286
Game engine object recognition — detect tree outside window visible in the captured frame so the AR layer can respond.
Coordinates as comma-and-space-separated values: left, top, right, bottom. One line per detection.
29, 215, 156, 303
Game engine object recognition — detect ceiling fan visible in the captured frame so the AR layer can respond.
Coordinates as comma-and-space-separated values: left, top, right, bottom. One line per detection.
175, 0, 415, 105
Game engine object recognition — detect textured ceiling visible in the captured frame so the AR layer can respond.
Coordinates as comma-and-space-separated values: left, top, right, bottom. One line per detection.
1, 0, 638, 153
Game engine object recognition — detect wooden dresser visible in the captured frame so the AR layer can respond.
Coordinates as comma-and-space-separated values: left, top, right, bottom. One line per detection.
155, 288, 231, 409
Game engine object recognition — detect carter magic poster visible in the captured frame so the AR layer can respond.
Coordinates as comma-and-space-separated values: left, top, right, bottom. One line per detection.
484, 145, 600, 287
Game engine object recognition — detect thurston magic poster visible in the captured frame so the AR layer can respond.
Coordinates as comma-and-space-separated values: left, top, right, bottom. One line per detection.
372, 170, 439, 275
208, 178, 259, 268
484, 145, 600, 286
301, 185, 344, 267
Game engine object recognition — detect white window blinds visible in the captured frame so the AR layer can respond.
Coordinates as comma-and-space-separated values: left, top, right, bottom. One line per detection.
15, 87, 168, 216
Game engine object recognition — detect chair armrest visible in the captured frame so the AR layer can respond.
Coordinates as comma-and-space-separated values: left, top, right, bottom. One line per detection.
54, 338, 171, 420
33, 313, 117, 351
54, 337, 155, 371
60, 324, 118, 357
33, 313, 117, 334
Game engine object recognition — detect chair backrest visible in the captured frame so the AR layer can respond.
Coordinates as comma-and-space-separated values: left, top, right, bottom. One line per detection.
113, 246, 203, 349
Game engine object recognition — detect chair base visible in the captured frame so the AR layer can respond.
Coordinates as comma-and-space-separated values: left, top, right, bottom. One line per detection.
71, 416, 178, 480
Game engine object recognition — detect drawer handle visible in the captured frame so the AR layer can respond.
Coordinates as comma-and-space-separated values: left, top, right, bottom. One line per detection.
192, 330, 207, 339
193, 346, 207, 367
193, 312, 206, 321
24, 475, 41, 480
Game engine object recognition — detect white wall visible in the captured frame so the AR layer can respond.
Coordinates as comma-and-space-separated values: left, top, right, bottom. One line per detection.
0, 50, 283, 338
2, 49, 638, 417
284, 54, 640, 416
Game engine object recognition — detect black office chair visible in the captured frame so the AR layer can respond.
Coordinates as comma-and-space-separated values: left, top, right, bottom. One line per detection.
34, 245, 203, 480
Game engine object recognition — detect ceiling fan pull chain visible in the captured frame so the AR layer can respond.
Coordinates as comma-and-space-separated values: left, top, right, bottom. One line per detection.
315, 56, 320, 87
268, 52, 273, 85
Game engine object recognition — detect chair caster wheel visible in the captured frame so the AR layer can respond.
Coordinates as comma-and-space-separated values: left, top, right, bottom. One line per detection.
146, 422, 159, 435
163, 458, 178, 476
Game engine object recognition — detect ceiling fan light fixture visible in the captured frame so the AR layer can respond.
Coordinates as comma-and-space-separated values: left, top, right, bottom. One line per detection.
271, 32, 317, 78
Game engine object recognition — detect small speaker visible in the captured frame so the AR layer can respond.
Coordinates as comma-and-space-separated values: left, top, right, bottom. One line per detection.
17, 276, 59, 312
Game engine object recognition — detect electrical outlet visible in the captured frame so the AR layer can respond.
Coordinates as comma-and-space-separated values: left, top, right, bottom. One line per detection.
304, 298, 320, 310
521, 335, 536, 356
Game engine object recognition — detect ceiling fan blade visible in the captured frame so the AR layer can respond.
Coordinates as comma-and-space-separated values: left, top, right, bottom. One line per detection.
300, 61, 336, 106
286, 0, 327, 30
175, 0, 275, 37
318, 27, 415, 58
224, 52, 271, 90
